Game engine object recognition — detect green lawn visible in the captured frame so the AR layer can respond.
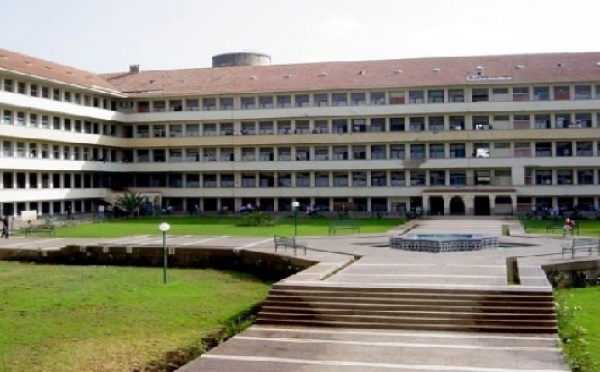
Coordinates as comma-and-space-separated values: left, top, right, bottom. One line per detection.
557, 287, 600, 371
0, 262, 270, 372
522, 218, 600, 237
53, 215, 403, 238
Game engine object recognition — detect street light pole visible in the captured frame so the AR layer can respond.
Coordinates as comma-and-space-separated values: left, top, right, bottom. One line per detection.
292, 201, 300, 236
159, 222, 171, 284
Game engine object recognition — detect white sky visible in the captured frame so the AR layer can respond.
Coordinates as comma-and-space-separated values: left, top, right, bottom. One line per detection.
1, 0, 598, 73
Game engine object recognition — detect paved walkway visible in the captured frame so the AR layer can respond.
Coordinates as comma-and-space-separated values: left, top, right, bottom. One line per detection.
1, 218, 573, 371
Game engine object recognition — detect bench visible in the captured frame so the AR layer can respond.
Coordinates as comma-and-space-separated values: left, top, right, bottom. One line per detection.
546, 220, 579, 236
24, 224, 56, 238
274, 235, 307, 255
328, 220, 360, 235
562, 238, 600, 259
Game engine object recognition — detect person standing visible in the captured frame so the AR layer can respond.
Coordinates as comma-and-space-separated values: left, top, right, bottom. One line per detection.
1, 216, 9, 239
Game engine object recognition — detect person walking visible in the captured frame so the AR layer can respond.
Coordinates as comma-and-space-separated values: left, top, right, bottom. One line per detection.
563, 217, 575, 237
1, 216, 9, 239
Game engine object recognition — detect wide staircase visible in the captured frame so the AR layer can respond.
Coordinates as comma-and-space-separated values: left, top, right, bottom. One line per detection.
257, 283, 557, 334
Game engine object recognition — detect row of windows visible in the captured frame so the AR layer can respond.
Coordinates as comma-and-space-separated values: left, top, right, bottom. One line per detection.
526, 169, 600, 186
0, 109, 117, 135
1, 141, 114, 161
1, 172, 95, 189
3, 140, 600, 163
124, 84, 600, 113
0, 76, 116, 110
131, 112, 600, 138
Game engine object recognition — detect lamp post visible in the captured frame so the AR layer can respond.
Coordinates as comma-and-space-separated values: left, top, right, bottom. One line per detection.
292, 201, 300, 236
159, 222, 171, 284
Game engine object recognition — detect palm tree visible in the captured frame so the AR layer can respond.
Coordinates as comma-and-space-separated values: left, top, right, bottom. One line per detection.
114, 193, 145, 218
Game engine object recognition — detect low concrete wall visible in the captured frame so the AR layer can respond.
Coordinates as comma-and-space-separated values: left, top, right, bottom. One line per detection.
0, 245, 318, 281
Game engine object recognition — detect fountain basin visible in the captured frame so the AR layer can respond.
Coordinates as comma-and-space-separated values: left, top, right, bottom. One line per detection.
390, 234, 499, 253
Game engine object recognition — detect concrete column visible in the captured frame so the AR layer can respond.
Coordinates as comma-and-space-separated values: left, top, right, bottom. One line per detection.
444, 195, 452, 215
511, 195, 517, 215
464, 195, 475, 215
490, 195, 497, 215
422, 196, 430, 216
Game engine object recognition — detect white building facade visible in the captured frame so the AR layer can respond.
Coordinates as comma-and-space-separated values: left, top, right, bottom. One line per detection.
1, 49, 599, 217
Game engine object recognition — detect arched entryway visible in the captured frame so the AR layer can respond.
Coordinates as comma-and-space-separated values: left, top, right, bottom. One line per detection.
450, 196, 465, 215
429, 196, 444, 215
474, 196, 490, 216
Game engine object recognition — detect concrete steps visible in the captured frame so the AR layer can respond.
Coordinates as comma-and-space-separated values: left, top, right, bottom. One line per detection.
256, 284, 557, 334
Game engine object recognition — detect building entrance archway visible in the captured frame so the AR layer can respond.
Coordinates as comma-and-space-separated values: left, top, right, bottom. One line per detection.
429, 196, 444, 215
474, 196, 490, 216
449, 196, 465, 215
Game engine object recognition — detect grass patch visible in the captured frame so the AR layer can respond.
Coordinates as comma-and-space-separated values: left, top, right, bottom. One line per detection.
0, 261, 270, 372
556, 287, 600, 371
522, 219, 600, 237
53, 215, 403, 238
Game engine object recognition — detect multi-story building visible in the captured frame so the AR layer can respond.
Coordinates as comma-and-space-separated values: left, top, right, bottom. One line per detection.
1, 48, 599, 218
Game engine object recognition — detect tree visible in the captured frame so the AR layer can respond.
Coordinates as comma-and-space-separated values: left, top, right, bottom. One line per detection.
114, 193, 145, 218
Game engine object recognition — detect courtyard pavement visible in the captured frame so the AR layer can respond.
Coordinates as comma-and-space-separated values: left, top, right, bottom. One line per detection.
0, 217, 576, 371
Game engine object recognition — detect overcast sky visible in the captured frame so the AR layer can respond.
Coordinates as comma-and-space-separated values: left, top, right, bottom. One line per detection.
1, 0, 598, 73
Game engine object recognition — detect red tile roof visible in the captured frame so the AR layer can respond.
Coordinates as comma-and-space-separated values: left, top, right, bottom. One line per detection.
0, 48, 118, 93
102, 52, 600, 97
2, 47, 599, 98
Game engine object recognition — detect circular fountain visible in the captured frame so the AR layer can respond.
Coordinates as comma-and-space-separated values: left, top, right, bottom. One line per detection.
390, 234, 499, 253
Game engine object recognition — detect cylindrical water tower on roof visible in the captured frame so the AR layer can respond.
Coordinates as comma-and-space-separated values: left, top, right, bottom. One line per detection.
212, 52, 271, 68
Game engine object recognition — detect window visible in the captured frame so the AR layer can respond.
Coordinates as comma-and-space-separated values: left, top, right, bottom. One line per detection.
428, 90, 444, 103
535, 142, 552, 157
41, 87, 49, 98
220, 97, 234, 110
258, 121, 274, 135
429, 144, 445, 159
277, 147, 292, 161
408, 90, 424, 104
221, 174, 235, 188
449, 143, 466, 158
202, 98, 217, 110
17, 82, 26, 94
555, 113, 571, 128
2, 110, 12, 124
3, 79, 13, 92
577, 169, 594, 185
315, 146, 329, 161
64, 91, 71, 102
556, 142, 572, 157
203, 123, 217, 136
332, 119, 347, 133
533, 86, 550, 101
554, 86, 570, 100
186, 124, 199, 137
448, 89, 464, 102
241, 97, 255, 109
390, 171, 405, 186
169, 149, 183, 162
370, 144, 386, 160
333, 172, 349, 187
313, 120, 328, 134
153, 149, 165, 162
371, 171, 387, 186
514, 142, 531, 157
220, 122, 234, 136
472, 88, 489, 102
370, 92, 385, 105
53, 89, 60, 100
16, 112, 25, 126
259, 147, 274, 161
410, 171, 426, 186
186, 148, 199, 162
576, 142, 593, 156
30, 84, 38, 97
370, 118, 385, 132
315, 172, 329, 187
295, 94, 310, 107
350, 92, 366, 106
574, 85, 591, 100
557, 170, 573, 185
353, 172, 367, 186
410, 144, 425, 160
296, 172, 311, 187
350, 146, 363, 160
351, 119, 366, 133
409, 117, 425, 131
429, 116, 444, 131
534, 114, 550, 129
314, 93, 328, 106
449, 116, 465, 130
390, 118, 405, 132
389, 91, 405, 104
276, 95, 291, 108
258, 96, 273, 108
575, 113, 592, 128
512, 87, 530, 101
450, 170, 466, 185
186, 99, 199, 111
473, 116, 491, 130
429, 170, 445, 186
512, 114, 530, 130
204, 148, 218, 161
332, 93, 347, 106
295, 120, 309, 134
153, 101, 166, 112
473, 143, 490, 158
390, 144, 405, 159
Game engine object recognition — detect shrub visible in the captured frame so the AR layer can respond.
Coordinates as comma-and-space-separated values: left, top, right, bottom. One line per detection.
236, 211, 275, 227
